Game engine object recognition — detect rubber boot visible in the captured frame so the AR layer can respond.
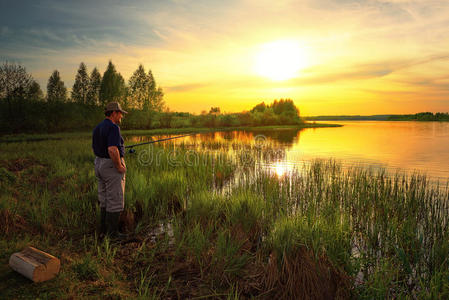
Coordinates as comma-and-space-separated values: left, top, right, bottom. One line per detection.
100, 207, 107, 236
106, 211, 127, 240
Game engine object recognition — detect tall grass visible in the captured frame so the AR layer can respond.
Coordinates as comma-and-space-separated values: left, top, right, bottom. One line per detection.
1, 133, 449, 298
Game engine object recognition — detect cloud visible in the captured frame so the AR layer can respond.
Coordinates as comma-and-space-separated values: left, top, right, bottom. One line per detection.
394, 76, 449, 92
165, 83, 210, 92
294, 68, 393, 85
292, 53, 449, 85
27, 29, 65, 42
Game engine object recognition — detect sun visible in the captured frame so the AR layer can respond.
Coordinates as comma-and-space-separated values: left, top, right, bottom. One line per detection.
254, 39, 308, 81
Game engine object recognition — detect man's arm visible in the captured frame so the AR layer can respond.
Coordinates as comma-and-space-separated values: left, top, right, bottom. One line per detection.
108, 146, 126, 173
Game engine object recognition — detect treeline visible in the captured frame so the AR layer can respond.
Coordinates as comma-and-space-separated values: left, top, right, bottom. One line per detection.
123, 99, 303, 129
387, 112, 449, 121
305, 112, 449, 122
0, 99, 303, 134
0, 60, 164, 133
0, 61, 302, 133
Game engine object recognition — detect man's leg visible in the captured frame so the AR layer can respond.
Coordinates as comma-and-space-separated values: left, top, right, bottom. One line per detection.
103, 160, 126, 238
95, 158, 107, 235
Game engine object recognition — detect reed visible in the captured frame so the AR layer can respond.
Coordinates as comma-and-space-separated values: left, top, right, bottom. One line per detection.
1, 133, 449, 298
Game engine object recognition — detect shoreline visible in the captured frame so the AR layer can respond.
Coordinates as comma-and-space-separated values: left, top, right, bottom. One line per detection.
0, 123, 342, 143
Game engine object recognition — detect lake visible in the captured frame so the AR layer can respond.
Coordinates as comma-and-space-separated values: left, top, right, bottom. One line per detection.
129, 121, 449, 184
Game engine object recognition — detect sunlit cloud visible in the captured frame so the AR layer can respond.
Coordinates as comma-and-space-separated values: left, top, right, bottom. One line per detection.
165, 83, 210, 93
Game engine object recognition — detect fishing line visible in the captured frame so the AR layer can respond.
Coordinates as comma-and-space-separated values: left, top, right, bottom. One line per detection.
125, 133, 197, 154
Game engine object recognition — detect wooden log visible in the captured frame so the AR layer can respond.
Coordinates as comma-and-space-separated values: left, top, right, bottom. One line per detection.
9, 246, 60, 282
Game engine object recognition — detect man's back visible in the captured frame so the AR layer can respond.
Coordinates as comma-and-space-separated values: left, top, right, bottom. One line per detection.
92, 119, 124, 158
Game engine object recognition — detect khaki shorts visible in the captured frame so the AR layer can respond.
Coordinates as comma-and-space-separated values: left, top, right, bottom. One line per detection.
94, 157, 126, 213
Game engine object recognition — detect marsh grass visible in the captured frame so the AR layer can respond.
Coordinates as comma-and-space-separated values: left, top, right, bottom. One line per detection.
72, 254, 100, 281
1, 132, 449, 298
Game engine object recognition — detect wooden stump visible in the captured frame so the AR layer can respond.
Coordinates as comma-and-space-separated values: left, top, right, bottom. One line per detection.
9, 247, 60, 282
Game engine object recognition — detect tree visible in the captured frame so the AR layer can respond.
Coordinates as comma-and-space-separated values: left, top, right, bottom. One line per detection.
47, 70, 67, 102
0, 62, 38, 121
128, 64, 149, 110
152, 87, 165, 111
72, 62, 90, 104
87, 67, 101, 106
0, 62, 34, 104
127, 65, 165, 111
99, 60, 126, 106
250, 102, 266, 113
209, 107, 220, 114
271, 99, 299, 116
147, 70, 164, 111
27, 81, 44, 101
262, 108, 278, 125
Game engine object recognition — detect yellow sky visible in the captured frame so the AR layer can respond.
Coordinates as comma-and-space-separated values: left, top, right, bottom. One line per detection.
136, 0, 449, 115
4, 0, 449, 115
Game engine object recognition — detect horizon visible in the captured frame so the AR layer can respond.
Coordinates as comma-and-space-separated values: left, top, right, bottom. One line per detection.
1, 0, 449, 115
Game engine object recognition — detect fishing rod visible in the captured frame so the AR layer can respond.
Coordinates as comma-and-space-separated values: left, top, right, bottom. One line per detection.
125, 133, 197, 153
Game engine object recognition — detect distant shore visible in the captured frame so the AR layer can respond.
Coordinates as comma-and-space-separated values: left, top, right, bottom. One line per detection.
304, 112, 449, 122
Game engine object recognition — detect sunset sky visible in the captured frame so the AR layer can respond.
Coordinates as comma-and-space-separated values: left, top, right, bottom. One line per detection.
1, 0, 449, 115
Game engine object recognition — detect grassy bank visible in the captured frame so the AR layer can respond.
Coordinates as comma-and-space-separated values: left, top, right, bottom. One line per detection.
1, 132, 448, 299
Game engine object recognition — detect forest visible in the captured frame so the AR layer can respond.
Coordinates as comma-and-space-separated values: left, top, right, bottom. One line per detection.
0, 61, 303, 134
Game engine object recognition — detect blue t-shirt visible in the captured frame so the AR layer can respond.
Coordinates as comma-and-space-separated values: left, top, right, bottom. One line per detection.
92, 119, 125, 158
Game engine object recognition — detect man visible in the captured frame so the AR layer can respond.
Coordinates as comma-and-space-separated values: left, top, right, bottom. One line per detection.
92, 102, 128, 238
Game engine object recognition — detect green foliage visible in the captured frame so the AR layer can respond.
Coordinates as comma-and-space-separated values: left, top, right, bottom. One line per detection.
28, 81, 44, 101
271, 99, 299, 115
209, 107, 220, 114
226, 191, 266, 233
213, 230, 250, 277
72, 254, 100, 281
183, 99, 302, 128
0, 62, 44, 133
96, 237, 117, 264
218, 114, 239, 127
72, 62, 90, 104
121, 109, 153, 129
187, 192, 227, 226
135, 266, 159, 299
268, 215, 350, 267
184, 222, 212, 261
312, 112, 449, 122
0, 167, 16, 184
388, 112, 449, 121
127, 65, 164, 112
250, 102, 266, 113
128, 64, 149, 110
47, 70, 67, 102
0, 100, 103, 133
99, 60, 126, 106
0, 62, 35, 103
87, 67, 102, 106
119, 99, 302, 130
0, 61, 304, 134
1, 133, 449, 298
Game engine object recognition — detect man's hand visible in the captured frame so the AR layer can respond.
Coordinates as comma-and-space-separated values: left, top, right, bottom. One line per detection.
108, 146, 126, 173
117, 164, 126, 174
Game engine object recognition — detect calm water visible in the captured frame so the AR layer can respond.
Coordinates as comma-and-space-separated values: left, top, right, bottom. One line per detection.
129, 121, 449, 183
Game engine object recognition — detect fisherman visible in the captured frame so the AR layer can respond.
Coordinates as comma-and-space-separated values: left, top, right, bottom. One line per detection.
92, 102, 128, 239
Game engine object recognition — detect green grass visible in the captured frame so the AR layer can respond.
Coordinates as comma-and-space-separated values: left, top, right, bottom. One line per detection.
1, 132, 448, 298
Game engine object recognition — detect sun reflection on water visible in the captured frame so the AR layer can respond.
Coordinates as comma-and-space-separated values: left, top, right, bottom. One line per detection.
267, 161, 294, 178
